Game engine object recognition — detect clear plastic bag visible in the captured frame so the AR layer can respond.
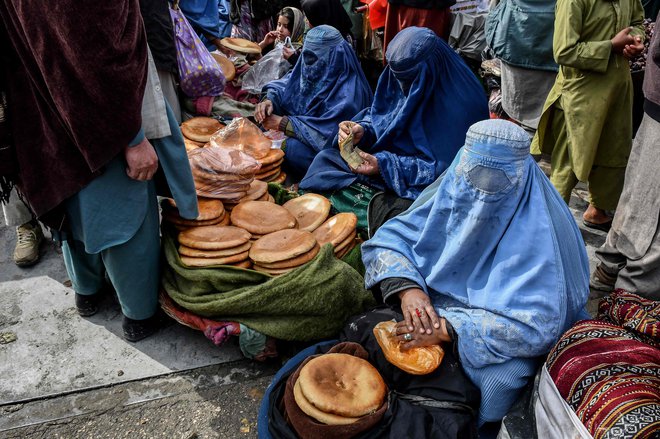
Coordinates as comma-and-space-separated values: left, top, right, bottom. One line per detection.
373, 320, 444, 375
241, 38, 294, 94
188, 146, 260, 201
210, 118, 272, 160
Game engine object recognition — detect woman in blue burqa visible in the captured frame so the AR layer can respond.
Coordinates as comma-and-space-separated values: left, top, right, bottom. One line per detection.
299, 26, 488, 200
361, 119, 590, 425
253, 25, 372, 180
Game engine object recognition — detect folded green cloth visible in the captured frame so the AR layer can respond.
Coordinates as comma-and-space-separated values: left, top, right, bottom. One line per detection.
162, 234, 374, 341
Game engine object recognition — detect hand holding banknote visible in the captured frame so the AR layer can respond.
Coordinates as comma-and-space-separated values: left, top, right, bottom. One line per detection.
338, 121, 366, 171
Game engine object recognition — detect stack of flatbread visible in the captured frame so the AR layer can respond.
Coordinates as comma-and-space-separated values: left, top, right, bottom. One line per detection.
162, 198, 229, 231
181, 117, 225, 151
282, 194, 331, 232
177, 225, 252, 268
188, 147, 260, 203
249, 229, 319, 275
230, 201, 297, 240
223, 180, 272, 211
313, 213, 358, 258
254, 148, 286, 184
293, 353, 387, 425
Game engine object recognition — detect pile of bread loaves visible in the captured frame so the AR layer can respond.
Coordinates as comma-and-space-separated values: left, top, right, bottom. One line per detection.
181, 116, 286, 189
165, 192, 359, 273
293, 353, 387, 425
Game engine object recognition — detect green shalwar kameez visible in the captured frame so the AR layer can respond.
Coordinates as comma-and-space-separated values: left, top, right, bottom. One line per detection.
531, 0, 645, 209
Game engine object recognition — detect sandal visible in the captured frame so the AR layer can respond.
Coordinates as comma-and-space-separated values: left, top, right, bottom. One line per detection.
583, 219, 612, 232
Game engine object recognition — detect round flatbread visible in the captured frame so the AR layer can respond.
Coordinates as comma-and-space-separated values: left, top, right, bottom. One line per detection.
255, 167, 281, 181
283, 194, 331, 232
258, 158, 284, 173
220, 37, 262, 54
231, 259, 252, 269
192, 167, 254, 184
231, 201, 297, 235
178, 241, 251, 258
252, 265, 295, 276
249, 229, 316, 264
178, 225, 251, 250
181, 117, 224, 143
293, 379, 360, 426
266, 194, 276, 203
334, 229, 357, 253
313, 213, 358, 247
211, 53, 236, 81
256, 243, 320, 269
242, 179, 268, 201
218, 215, 231, 226
259, 148, 285, 165
164, 197, 225, 221
162, 212, 225, 227
180, 250, 249, 267
184, 137, 203, 151
298, 353, 387, 418
335, 243, 356, 260
271, 172, 287, 185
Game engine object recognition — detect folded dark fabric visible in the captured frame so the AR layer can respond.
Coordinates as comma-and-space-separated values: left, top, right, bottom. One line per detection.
283, 342, 388, 439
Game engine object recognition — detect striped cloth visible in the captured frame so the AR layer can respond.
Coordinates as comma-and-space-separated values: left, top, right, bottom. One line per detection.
546, 291, 660, 439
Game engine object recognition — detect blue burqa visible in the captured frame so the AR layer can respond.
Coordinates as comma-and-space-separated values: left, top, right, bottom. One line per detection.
263, 25, 372, 180
179, 0, 231, 44
300, 27, 488, 199
361, 120, 590, 424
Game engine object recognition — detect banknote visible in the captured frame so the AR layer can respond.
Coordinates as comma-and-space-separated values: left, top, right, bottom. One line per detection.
339, 123, 365, 170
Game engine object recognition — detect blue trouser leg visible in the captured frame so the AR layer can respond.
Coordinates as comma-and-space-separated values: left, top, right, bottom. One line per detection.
101, 185, 160, 320
62, 240, 105, 295
63, 183, 161, 320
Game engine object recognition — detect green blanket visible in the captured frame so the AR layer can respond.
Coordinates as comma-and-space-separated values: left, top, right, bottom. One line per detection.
161, 234, 374, 341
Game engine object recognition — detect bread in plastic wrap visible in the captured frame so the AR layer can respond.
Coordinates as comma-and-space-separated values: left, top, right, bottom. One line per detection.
373, 320, 444, 375
188, 146, 260, 202
210, 117, 272, 159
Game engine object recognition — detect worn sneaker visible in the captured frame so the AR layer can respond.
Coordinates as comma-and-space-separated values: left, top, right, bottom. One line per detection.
13, 222, 43, 267
590, 265, 617, 292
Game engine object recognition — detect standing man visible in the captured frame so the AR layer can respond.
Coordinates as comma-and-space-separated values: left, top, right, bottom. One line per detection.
0, 0, 197, 341
531, 0, 645, 230
592, 13, 660, 300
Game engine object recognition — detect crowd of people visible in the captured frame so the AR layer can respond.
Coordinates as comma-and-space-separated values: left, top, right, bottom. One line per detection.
1, 0, 658, 436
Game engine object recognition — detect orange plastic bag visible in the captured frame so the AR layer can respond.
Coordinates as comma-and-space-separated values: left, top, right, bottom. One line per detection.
210, 117, 272, 159
373, 320, 444, 375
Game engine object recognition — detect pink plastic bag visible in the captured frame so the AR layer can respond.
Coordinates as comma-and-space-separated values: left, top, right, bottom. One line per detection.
170, 6, 225, 98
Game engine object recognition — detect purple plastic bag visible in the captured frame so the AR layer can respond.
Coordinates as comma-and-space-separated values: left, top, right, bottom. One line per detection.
170, 6, 225, 98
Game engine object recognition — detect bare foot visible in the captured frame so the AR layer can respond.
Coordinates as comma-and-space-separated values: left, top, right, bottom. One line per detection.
583, 204, 611, 224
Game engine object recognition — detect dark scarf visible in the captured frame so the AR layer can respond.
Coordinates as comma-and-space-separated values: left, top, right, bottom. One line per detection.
0, 0, 148, 228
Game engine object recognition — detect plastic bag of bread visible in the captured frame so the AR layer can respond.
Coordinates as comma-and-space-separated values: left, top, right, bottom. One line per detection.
210, 117, 272, 159
373, 320, 444, 375
188, 146, 260, 177
188, 146, 259, 201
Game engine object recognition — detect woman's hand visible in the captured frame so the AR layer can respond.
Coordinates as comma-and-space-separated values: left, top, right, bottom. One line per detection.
262, 114, 282, 131
125, 138, 159, 181
338, 121, 364, 144
398, 288, 441, 335
353, 151, 379, 176
394, 319, 450, 351
255, 100, 274, 124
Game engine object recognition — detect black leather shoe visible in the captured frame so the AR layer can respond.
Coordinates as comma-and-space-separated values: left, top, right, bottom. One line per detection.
122, 312, 169, 342
75, 292, 102, 317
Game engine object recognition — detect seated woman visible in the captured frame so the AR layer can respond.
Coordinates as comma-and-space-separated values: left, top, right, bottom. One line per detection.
254, 25, 372, 180
257, 7, 305, 61
299, 27, 488, 201
361, 119, 590, 425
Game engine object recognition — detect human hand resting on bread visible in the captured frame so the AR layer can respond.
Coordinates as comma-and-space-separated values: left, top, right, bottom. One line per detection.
394, 319, 450, 351
125, 138, 159, 181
